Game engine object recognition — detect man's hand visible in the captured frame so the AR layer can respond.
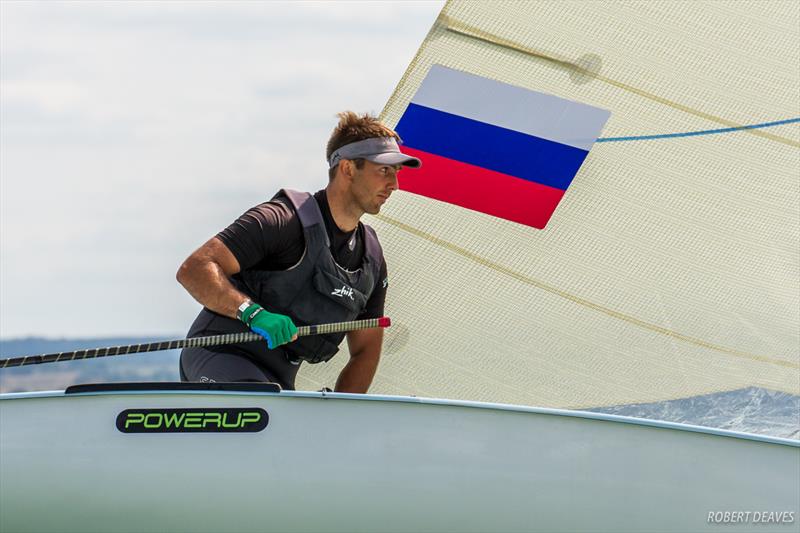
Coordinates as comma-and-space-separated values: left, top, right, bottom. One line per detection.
240, 303, 298, 349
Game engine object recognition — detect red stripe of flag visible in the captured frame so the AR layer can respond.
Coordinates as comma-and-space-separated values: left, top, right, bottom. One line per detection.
398, 147, 566, 229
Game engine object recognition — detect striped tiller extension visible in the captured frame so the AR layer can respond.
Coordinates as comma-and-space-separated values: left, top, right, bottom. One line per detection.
0, 316, 391, 369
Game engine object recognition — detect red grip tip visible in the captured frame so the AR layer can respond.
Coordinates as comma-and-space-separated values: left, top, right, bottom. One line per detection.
378, 316, 391, 328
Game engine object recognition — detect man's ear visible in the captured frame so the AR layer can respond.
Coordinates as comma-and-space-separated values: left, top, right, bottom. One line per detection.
340, 159, 354, 179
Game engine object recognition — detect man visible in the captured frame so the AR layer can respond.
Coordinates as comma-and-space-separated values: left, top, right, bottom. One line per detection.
176, 111, 421, 393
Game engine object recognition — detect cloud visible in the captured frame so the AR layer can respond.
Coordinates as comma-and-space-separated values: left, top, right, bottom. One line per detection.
0, 0, 444, 337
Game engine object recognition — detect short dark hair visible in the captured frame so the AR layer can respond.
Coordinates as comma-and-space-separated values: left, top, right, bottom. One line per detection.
326, 111, 399, 181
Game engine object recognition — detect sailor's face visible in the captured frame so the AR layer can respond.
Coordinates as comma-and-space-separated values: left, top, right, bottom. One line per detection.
352, 160, 400, 215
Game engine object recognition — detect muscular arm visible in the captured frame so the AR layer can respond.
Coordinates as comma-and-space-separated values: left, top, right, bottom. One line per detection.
335, 328, 384, 393
176, 237, 249, 319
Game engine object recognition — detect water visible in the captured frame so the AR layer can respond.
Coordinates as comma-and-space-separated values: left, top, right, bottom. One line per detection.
590, 387, 800, 440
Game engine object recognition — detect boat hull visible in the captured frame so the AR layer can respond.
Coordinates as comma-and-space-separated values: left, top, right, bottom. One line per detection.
1, 386, 798, 532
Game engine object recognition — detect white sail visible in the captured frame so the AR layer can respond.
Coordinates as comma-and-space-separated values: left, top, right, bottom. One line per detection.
297, 0, 800, 409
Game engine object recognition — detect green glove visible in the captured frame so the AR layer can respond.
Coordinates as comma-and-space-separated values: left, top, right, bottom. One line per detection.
239, 303, 298, 350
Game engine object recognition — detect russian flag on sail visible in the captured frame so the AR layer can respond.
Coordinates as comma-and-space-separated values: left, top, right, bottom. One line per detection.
395, 65, 611, 229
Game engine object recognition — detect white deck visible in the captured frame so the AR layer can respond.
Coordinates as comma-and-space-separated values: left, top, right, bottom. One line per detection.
2, 388, 799, 532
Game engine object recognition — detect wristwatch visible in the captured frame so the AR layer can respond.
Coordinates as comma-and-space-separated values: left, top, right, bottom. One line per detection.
236, 299, 254, 322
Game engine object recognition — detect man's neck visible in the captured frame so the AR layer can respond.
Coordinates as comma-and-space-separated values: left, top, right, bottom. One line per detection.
325, 184, 362, 232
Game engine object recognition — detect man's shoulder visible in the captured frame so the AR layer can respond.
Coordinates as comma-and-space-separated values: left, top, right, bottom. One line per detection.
244, 197, 298, 227
254, 195, 295, 213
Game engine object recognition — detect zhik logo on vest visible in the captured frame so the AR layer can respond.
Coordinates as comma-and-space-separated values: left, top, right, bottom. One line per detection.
116, 408, 269, 433
332, 284, 355, 301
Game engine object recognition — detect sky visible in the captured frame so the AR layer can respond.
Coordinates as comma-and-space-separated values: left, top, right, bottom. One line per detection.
0, 0, 444, 339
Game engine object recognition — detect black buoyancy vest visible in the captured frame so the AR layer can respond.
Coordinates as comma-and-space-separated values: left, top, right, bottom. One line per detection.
233, 189, 383, 364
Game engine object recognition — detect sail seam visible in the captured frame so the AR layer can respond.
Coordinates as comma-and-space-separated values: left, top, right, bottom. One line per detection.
440, 16, 800, 149
375, 213, 798, 371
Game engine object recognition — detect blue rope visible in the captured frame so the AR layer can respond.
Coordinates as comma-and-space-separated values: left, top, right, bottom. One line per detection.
597, 117, 800, 143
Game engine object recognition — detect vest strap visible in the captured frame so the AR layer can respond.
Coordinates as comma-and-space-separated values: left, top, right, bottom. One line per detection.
279, 189, 329, 247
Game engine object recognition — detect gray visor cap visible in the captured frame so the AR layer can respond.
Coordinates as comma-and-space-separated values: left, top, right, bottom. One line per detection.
328, 137, 422, 169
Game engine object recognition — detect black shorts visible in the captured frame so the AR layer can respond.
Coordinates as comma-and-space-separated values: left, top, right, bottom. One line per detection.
179, 309, 301, 390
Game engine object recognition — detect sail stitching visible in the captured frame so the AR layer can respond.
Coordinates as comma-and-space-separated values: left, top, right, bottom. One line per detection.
440, 15, 800, 149
376, 213, 798, 371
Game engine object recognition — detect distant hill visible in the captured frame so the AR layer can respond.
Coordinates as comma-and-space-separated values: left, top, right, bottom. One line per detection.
0, 337, 181, 393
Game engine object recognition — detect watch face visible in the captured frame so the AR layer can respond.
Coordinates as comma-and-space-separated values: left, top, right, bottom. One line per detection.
237, 300, 251, 320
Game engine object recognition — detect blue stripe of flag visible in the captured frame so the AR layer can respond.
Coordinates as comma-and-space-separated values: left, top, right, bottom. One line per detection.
395, 103, 589, 191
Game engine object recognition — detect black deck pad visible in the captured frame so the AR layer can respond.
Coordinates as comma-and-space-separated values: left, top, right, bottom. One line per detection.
65, 381, 281, 394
